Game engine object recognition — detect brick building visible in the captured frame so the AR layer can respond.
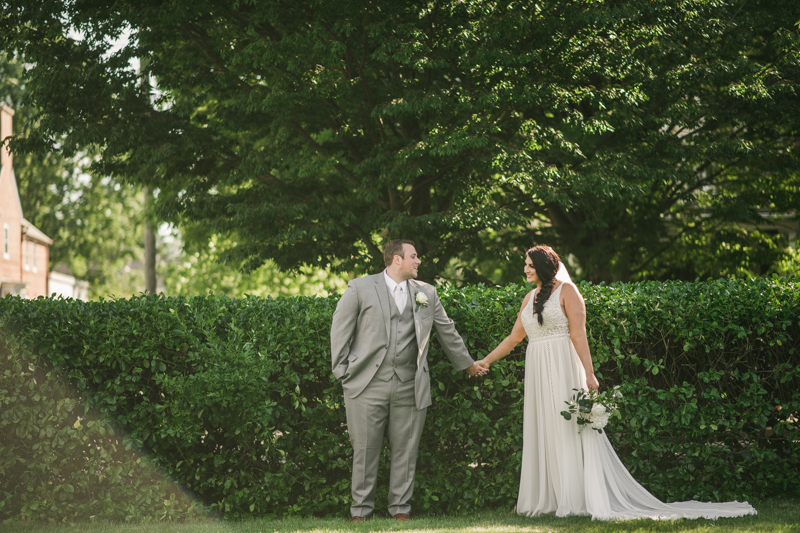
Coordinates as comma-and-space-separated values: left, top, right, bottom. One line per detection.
1, 104, 53, 298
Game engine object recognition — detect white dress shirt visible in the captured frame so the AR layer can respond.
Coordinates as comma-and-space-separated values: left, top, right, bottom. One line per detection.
383, 270, 409, 313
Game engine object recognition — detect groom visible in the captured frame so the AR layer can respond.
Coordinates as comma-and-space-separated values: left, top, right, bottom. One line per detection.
331, 239, 484, 522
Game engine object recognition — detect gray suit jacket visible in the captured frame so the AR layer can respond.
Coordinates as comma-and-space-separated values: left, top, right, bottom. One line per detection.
331, 273, 475, 409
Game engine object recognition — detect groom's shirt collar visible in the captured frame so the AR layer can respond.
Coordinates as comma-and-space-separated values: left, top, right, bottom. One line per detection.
383, 270, 409, 294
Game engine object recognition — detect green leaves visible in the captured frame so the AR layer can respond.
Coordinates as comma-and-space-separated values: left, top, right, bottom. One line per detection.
1, 276, 799, 520
4, 1, 798, 284
0, 331, 205, 523
0, 56, 147, 299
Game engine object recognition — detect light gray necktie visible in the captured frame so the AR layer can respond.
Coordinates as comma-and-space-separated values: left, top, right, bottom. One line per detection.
394, 284, 406, 313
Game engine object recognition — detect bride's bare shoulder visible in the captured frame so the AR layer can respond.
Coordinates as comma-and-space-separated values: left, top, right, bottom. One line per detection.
559, 281, 584, 301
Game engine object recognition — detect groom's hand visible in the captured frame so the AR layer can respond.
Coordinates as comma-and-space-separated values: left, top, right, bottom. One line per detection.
466, 362, 487, 377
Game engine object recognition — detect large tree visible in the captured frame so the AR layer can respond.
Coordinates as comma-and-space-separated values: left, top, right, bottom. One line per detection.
2, 0, 798, 282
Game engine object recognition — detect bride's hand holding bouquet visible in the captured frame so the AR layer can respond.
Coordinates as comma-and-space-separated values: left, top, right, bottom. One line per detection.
560, 386, 623, 434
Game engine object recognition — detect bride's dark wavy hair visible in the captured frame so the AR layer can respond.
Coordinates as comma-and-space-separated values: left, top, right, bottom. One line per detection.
528, 245, 561, 326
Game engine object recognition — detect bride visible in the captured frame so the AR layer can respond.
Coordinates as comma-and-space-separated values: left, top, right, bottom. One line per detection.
477, 245, 756, 520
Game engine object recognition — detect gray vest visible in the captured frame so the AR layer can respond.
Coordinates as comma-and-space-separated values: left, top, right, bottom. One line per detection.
374, 284, 418, 382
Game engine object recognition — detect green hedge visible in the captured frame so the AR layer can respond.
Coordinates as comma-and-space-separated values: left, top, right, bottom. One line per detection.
1, 278, 799, 522
0, 333, 204, 523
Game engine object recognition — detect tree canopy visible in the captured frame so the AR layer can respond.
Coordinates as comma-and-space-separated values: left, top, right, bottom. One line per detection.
2, 0, 799, 282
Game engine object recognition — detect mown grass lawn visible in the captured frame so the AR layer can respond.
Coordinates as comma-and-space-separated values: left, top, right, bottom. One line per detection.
1, 499, 797, 533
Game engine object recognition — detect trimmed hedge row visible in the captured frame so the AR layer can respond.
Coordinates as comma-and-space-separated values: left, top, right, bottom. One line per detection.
1, 278, 799, 522
0, 334, 204, 523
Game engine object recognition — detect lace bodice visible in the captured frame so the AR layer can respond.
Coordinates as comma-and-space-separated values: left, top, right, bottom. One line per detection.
521, 283, 570, 339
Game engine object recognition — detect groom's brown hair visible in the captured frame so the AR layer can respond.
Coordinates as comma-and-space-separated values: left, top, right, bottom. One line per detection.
384, 239, 416, 267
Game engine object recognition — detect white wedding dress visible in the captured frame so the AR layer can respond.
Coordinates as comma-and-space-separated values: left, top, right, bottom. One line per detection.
516, 283, 757, 520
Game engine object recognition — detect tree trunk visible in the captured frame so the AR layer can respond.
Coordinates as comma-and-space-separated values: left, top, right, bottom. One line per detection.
144, 186, 157, 294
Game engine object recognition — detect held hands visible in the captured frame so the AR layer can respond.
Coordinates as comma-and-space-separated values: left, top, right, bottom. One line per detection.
466, 362, 488, 377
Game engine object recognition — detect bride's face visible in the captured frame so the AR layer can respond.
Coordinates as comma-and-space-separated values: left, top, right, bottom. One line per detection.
524, 256, 539, 284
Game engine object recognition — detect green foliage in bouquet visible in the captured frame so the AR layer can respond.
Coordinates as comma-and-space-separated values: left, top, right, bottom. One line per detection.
0, 277, 799, 522
560, 387, 623, 434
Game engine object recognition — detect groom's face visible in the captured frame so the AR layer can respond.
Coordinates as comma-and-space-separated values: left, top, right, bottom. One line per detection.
397, 244, 421, 280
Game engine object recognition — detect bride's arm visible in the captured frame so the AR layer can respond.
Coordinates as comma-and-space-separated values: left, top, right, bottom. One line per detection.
562, 283, 600, 391
478, 291, 532, 367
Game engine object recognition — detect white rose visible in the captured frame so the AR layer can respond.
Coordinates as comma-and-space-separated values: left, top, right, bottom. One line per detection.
415, 292, 428, 306
591, 413, 610, 429
591, 419, 606, 430
591, 403, 607, 417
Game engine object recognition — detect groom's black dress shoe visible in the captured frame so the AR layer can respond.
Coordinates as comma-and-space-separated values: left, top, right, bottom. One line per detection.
393, 513, 411, 521
349, 516, 369, 523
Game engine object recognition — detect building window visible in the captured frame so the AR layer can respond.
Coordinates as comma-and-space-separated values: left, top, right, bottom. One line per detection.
2, 224, 8, 260
32, 242, 38, 273
24, 239, 30, 271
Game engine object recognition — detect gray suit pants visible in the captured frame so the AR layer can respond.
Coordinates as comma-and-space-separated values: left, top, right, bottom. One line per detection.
344, 374, 427, 517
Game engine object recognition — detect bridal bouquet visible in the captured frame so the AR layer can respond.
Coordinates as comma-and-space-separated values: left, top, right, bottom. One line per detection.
560, 386, 622, 434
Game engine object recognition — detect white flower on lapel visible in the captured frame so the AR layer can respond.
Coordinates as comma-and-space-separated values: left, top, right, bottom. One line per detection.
415, 292, 429, 310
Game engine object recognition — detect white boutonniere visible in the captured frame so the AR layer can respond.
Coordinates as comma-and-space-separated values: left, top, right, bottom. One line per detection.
415, 292, 428, 311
